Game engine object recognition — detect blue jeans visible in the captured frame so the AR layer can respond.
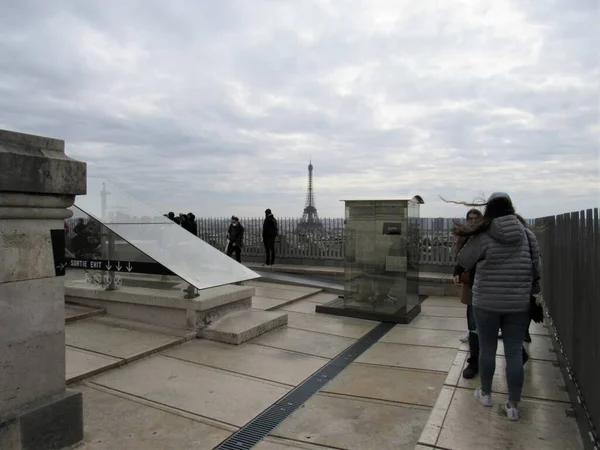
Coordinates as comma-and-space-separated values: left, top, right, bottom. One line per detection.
473, 307, 530, 402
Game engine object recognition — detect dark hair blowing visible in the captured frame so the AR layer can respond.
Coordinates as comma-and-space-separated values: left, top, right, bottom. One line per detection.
443, 195, 516, 237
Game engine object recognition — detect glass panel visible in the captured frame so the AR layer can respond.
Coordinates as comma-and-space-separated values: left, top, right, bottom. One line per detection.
76, 177, 173, 224
343, 200, 420, 319
73, 178, 259, 290
406, 200, 421, 312
65, 208, 188, 290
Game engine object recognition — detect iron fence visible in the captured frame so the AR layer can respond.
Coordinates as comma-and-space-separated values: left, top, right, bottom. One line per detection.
68, 215, 538, 267
197, 217, 465, 266
535, 208, 599, 443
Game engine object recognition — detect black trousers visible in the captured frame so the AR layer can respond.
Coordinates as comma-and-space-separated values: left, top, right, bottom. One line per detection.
264, 237, 276, 265
226, 243, 241, 263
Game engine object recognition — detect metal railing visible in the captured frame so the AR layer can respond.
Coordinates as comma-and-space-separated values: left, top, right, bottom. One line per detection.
197, 217, 463, 266
535, 208, 599, 444
67, 216, 538, 267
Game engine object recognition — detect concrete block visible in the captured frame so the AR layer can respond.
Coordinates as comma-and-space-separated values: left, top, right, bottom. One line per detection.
2, 390, 84, 450
64, 303, 106, 323
0, 277, 66, 415
0, 129, 86, 195
201, 310, 288, 345
0, 219, 67, 283
66, 283, 254, 332
65, 282, 254, 312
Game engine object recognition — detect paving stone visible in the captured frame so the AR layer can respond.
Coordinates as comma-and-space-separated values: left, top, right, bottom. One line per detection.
436, 387, 583, 450
323, 363, 445, 407
251, 327, 356, 358
270, 393, 430, 450
66, 347, 122, 383
529, 321, 551, 336
356, 342, 458, 372
76, 385, 231, 450
422, 296, 464, 307
66, 320, 182, 361
303, 293, 341, 304
245, 281, 323, 294
455, 356, 569, 402
380, 327, 463, 349
252, 296, 292, 310
200, 310, 287, 345
64, 304, 105, 322
285, 311, 376, 338
90, 355, 290, 427
163, 339, 327, 386
407, 316, 467, 332
256, 438, 339, 449
459, 335, 557, 362
421, 305, 467, 318
253, 287, 314, 301
280, 300, 318, 314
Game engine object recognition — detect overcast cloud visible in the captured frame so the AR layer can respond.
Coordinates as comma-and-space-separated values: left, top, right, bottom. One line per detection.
1, 0, 598, 218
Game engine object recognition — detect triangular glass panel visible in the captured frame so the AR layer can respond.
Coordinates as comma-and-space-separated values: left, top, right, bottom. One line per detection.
72, 177, 259, 290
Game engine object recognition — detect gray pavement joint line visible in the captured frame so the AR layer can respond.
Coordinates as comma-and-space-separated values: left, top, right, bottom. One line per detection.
212, 321, 396, 450
248, 341, 342, 360
285, 324, 372, 339
161, 354, 298, 389
80, 381, 238, 433
86, 380, 241, 430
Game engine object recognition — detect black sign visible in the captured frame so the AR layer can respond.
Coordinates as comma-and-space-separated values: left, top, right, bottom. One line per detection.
382, 222, 402, 235
65, 258, 174, 276
51, 229, 66, 276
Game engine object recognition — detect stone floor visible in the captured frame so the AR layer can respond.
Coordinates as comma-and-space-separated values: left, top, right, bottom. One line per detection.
64, 283, 583, 450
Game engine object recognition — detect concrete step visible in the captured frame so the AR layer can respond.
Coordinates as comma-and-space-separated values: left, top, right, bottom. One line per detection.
65, 303, 106, 323
246, 282, 323, 311
200, 310, 288, 345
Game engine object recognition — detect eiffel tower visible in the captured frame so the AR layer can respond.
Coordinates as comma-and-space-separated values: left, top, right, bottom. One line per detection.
298, 160, 323, 233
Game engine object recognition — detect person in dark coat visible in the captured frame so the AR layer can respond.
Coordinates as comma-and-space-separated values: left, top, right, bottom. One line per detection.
226, 216, 244, 263
453, 208, 482, 379
262, 209, 278, 266
182, 213, 197, 235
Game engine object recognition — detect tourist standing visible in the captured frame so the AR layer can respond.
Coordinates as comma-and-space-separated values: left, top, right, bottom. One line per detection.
262, 209, 278, 266
226, 216, 244, 263
453, 208, 482, 378
454, 192, 541, 421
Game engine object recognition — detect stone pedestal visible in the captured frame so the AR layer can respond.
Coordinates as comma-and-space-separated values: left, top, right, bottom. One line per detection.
0, 129, 86, 450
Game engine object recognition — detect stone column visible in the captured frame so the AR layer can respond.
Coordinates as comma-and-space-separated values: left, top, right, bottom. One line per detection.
0, 129, 86, 450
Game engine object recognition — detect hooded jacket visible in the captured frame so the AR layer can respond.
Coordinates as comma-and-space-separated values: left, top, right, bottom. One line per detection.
457, 214, 541, 313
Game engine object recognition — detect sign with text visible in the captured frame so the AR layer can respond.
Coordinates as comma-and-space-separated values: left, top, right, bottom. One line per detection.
65, 258, 174, 276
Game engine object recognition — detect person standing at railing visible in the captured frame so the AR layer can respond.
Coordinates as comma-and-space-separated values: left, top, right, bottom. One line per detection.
263, 209, 278, 266
226, 216, 244, 263
453, 208, 483, 379
453, 192, 541, 421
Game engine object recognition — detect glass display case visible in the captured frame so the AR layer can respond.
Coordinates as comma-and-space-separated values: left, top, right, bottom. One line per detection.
316, 197, 423, 323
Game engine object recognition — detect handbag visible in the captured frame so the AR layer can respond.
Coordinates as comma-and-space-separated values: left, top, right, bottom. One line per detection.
524, 231, 544, 323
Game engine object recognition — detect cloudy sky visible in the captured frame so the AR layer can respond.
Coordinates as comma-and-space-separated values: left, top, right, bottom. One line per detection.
1, 0, 598, 219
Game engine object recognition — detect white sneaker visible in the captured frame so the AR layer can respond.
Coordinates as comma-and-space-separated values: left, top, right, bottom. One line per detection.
474, 388, 493, 407
504, 402, 519, 421
460, 332, 470, 342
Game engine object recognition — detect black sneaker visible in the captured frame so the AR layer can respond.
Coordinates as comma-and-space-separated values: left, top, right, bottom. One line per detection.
462, 362, 479, 379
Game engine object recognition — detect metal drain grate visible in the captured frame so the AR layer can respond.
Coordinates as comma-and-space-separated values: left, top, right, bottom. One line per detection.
213, 322, 395, 450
